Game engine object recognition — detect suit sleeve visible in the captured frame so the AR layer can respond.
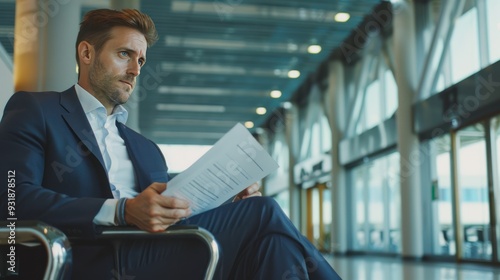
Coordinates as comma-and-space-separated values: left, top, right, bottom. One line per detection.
0, 92, 106, 238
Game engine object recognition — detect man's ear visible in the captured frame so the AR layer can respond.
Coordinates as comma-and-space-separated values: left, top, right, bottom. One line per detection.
77, 41, 94, 66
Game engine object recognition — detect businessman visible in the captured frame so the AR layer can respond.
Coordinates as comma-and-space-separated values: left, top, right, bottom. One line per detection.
0, 8, 342, 280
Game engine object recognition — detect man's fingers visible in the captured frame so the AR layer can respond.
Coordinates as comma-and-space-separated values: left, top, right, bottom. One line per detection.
249, 182, 260, 193
243, 191, 262, 199
149, 182, 167, 193
159, 195, 191, 209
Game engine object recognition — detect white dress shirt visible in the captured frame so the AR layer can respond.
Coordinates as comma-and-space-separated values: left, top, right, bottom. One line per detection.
75, 84, 138, 225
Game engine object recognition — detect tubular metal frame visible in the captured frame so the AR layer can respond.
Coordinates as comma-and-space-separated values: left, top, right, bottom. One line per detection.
0, 221, 72, 280
0, 222, 219, 280
95, 225, 220, 280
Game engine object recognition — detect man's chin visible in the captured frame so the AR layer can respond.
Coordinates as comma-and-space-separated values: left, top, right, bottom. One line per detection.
119, 91, 133, 104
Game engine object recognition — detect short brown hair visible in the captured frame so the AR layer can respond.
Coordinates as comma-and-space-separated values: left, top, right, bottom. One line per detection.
75, 9, 158, 68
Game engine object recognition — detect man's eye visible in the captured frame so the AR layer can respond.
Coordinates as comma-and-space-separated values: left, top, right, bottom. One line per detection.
138, 60, 145, 66
120, 51, 128, 57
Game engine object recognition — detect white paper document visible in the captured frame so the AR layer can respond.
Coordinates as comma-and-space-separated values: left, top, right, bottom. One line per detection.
162, 123, 279, 215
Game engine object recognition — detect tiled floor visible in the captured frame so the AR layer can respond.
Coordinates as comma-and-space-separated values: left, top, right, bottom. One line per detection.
325, 255, 500, 280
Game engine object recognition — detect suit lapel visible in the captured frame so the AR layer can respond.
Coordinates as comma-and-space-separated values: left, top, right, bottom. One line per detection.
59, 86, 106, 170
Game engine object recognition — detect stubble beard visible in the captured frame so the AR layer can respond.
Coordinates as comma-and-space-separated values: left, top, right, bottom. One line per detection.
89, 58, 133, 108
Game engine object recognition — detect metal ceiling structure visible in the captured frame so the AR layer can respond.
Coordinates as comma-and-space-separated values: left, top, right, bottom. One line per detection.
0, 0, 382, 146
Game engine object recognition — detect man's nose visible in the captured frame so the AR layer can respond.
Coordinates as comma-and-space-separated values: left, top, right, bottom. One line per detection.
128, 60, 141, 77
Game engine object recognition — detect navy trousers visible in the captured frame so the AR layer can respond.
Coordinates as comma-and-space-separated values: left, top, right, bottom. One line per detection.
118, 197, 342, 280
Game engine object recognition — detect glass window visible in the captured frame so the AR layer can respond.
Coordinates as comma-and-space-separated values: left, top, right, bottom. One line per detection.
384, 70, 398, 119
486, 0, 500, 64
353, 166, 366, 250
387, 152, 401, 252
433, 135, 455, 256
456, 125, 491, 260
449, 6, 480, 84
320, 115, 332, 153
297, 89, 331, 161
364, 80, 382, 130
299, 127, 311, 160
352, 54, 397, 135
305, 184, 332, 251
350, 151, 401, 253
368, 161, 384, 250
323, 188, 332, 252
311, 122, 321, 157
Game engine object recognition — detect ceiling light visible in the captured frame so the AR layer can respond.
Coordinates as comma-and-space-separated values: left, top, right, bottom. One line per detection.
270, 90, 282, 98
244, 121, 254, 128
334, 12, 350, 22
287, 43, 298, 52
256, 107, 267, 115
156, 104, 226, 113
282, 101, 292, 109
287, 70, 300, 79
307, 45, 322, 54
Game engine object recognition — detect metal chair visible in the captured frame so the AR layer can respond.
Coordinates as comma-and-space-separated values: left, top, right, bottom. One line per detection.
91, 225, 220, 280
1, 222, 219, 280
0, 221, 72, 280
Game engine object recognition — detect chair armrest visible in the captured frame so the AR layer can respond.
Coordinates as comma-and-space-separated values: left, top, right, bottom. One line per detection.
91, 225, 219, 280
0, 220, 72, 280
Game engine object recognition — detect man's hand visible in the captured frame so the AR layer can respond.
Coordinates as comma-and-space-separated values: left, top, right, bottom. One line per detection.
233, 182, 262, 202
124, 182, 192, 232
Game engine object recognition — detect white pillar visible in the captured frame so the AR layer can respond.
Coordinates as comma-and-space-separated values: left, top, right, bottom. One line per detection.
325, 60, 348, 253
14, 0, 80, 92
393, 1, 424, 258
286, 104, 301, 227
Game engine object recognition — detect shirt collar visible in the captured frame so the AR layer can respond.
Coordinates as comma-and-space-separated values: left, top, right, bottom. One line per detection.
74, 84, 128, 124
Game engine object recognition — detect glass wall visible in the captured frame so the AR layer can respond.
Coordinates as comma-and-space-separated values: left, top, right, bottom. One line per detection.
351, 152, 401, 253
426, 119, 500, 262
449, 5, 480, 85
306, 183, 332, 252
486, 0, 500, 64
297, 85, 332, 160
432, 135, 455, 256
456, 124, 491, 260
351, 49, 398, 136
353, 166, 367, 249
433, 0, 500, 94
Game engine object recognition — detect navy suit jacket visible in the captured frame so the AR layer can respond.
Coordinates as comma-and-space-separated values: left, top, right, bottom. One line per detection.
0, 86, 170, 238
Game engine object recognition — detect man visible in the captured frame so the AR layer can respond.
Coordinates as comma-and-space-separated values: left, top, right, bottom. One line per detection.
0, 8, 342, 280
